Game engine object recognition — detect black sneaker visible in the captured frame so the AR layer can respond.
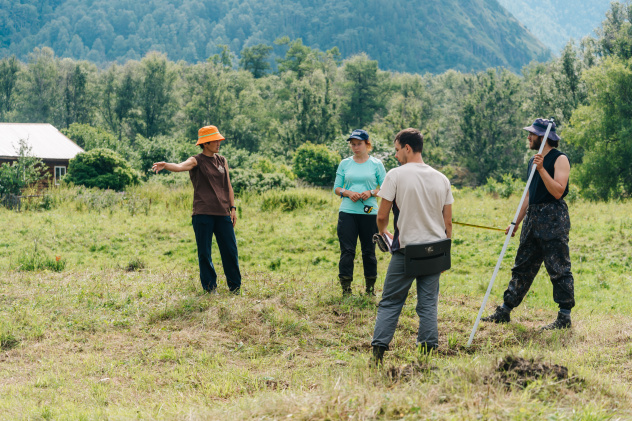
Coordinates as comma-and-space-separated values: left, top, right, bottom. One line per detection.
372, 345, 386, 366
229, 288, 241, 296
481, 306, 511, 323
541, 312, 571, 330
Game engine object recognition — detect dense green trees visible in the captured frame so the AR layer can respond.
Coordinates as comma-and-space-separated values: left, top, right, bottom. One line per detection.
2, 1, 632, 199
0, 0, 549, 74
564, 58, 632, 200
0, 56, 19, 121
456, 69, 525, 185
239, 44, 273, 79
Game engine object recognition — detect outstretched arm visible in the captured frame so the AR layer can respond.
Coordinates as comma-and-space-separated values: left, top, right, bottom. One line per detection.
152, 156, 197, 173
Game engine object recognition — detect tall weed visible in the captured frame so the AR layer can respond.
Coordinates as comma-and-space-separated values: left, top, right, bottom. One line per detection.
16, 251, 66, 272
261, 189, 328, 212
484, 174, 523, 198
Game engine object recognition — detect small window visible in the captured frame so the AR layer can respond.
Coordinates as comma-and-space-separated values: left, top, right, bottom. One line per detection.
54, 166, 66, 185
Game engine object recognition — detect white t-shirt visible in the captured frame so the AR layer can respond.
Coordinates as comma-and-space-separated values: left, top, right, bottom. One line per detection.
378, 163, 453, 250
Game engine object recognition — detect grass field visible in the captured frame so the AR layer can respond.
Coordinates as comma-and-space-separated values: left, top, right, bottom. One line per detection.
1, 181, 631, 420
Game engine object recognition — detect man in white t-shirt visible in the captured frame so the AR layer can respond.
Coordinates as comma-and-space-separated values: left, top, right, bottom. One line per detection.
371, 128, 453, 365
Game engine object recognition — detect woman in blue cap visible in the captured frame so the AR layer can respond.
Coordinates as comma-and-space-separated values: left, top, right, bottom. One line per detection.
333, 129, 386, 296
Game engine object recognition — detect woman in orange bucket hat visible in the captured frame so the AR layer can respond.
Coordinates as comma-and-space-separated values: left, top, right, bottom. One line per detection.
152, 125, 242, 294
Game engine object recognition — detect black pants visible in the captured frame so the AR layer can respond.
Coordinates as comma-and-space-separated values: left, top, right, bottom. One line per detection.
337, 211, 378, 279
192, 214, 242, 292
503, 200, 575, 310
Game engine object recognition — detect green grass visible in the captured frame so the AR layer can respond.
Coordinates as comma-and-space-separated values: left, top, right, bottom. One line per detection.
0, 184, 630, 419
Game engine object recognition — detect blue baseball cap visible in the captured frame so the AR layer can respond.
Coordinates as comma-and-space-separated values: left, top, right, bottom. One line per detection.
347, 129, 369, 141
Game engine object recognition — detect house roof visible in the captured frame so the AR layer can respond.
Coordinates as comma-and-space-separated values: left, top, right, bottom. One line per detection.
0, 123, 84, 160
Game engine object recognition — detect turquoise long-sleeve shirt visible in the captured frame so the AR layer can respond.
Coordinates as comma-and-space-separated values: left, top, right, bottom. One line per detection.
333, 156, 386, 215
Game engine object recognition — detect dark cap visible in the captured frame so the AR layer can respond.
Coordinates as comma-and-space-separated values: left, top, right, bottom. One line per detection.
347, 129, 369, 141
523, 118, 560, 141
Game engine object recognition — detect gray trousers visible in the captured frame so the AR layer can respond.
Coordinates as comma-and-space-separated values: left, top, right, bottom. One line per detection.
372, 252, 441, 349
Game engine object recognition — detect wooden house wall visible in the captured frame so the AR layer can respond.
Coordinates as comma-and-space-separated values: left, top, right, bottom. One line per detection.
0, 157, 70, 189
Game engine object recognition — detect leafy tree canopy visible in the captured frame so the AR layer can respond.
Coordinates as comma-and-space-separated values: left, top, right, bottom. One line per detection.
0, 0, 550, 74
292, 142, 339, 186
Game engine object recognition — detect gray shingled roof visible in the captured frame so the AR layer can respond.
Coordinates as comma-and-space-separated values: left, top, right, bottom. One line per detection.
0, 123, 84, 160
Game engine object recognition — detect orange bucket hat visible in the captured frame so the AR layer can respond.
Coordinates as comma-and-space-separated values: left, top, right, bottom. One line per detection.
196, 125, 225, 145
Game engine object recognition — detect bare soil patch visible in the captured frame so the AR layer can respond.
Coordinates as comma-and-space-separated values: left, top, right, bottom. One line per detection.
495, 354, 569, 388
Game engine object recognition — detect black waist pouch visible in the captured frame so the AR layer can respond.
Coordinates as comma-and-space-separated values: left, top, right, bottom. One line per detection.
404, 238, 451, 277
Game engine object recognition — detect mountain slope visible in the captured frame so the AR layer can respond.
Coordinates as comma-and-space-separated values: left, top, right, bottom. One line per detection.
496, 0, 612, 53
0, 0, 551, 73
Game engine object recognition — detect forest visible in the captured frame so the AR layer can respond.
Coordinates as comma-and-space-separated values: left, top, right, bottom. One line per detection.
1, 1, 632, 200
0, 0, 549, 74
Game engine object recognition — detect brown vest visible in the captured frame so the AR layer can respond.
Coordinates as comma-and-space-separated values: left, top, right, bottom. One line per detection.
189, 153, 231, 216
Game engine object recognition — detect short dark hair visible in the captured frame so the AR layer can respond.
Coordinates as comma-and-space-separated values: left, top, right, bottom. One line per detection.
394, 128, 423, 154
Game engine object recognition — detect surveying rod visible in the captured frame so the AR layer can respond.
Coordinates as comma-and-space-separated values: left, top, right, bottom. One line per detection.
467, 119, 554, 347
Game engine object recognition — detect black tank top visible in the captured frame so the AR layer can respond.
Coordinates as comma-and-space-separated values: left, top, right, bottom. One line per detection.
527, 149, 569, 205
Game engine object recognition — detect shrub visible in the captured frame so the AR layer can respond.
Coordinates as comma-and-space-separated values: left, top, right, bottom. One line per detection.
62, 123, 118, 151
125, 257, 145, 272
136, 135, 198, 176
260, 189, 328, 212
292, 142, 339, 186
66, 148, 140, 191
484, 174, 523, 198
16, 252, 66, 272
0, 328, 19, 350
230, 168, 294, 195
75, 188, 124, 211
0, 139, 47, 198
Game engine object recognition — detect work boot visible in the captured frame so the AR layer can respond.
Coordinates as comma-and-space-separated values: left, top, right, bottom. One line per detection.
365, 277, 377, 296
541, 312, 571, 330
481, 305, 511, 323
372, 345, 386, 366
339, 276, 353, 296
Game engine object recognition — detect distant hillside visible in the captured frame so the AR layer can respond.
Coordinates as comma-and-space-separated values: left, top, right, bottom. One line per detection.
497, 0, 612, 53
0, 0, 551, 74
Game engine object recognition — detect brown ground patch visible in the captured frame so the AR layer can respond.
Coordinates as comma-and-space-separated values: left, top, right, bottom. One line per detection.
494, 354, 569, 388
385, 361, 436, 382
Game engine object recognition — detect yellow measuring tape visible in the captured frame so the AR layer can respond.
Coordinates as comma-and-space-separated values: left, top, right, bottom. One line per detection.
452, 220, 505, 232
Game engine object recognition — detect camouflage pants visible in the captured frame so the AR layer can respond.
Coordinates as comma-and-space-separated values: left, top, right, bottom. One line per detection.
503, 200, 575, 310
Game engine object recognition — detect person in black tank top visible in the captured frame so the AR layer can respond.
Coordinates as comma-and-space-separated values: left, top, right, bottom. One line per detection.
482, 118, 575, 330
151, 125, 242, 294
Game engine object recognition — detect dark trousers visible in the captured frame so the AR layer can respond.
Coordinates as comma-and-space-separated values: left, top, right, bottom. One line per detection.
337, 211, 378, 279
192, 214, 241, 292
372, 252, 441, 349
503, 201, 575, 310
